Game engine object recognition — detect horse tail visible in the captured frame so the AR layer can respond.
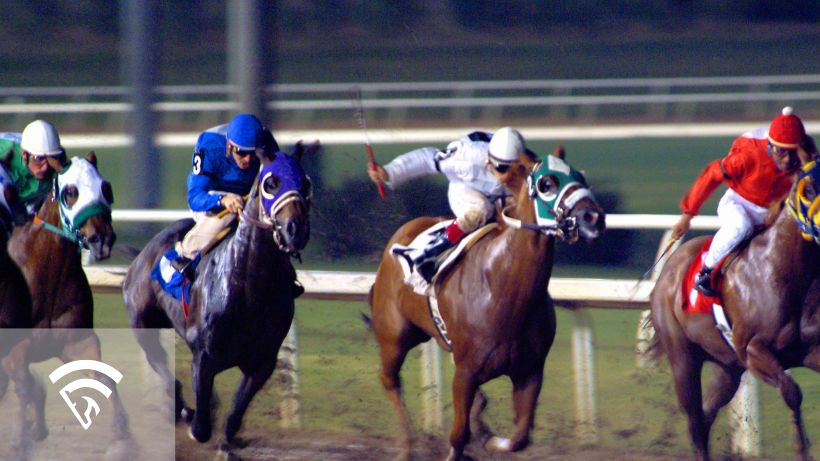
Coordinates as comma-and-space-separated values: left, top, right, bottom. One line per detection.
642, 310, 665, 362
360, 284, 375, 332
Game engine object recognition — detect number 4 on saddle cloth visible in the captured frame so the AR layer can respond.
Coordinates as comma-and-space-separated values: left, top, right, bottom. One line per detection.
392, 221, 497, 296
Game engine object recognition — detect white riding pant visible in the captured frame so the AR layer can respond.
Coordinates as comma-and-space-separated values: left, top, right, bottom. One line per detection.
175, 211, 237, 259
447, 182, 495, 233
704, 189, 769, 268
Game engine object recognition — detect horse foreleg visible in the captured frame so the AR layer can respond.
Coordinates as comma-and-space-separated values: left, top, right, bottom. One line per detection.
487, 372, 543, 453
189, 351, 216, 443
222, 362, 275, 447
378, 343, 414, 461
746, 338, 810, 460
702, 364, 742, 431
446, 366, 479, 461
669, 350, 709, 461
469, 389, 492, 446
133, 328, 185, 422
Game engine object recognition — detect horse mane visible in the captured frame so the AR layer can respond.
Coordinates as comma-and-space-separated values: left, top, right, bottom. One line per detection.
766, 199, 786, 227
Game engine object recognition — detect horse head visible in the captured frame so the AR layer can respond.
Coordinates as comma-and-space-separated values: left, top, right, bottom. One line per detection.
787, 159, 820, 246
496, 145, 605, 242
248, 142, 315, 254
52, 152, 115, 260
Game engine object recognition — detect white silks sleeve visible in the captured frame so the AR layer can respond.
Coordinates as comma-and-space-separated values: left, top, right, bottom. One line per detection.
382, 147, 440, 189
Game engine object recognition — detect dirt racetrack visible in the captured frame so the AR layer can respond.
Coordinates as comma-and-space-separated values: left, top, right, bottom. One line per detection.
175, 425, 793, 461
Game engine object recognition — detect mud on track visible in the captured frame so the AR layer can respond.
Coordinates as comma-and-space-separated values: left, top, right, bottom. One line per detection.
174, 426, 792, 461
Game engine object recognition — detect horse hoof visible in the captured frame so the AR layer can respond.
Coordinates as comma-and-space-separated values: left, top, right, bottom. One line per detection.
188, 425, 211, 443
179, 407, 194, 423
485, 436, 512, 452
30, 425, 48, 442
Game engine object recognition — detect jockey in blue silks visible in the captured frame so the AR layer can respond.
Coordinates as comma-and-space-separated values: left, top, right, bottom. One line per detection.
172, 113, 276, 276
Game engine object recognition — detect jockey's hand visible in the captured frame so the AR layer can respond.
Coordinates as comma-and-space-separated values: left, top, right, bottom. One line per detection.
220, 193, 244, 214
368, 163, 389, 185
671, 213, 693, 241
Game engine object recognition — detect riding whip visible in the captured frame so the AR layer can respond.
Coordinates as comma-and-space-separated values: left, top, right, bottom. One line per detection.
351, 86, 386, 199
628, 236, 679, 299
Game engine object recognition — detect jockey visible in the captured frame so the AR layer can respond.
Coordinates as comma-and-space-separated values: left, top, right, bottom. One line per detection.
672, 107, 818, 296
0, 120, 69, 217
171, 114, 273, 276
368, 127, 533, 280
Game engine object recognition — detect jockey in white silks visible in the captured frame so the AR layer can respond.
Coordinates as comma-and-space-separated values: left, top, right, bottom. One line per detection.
368, 127, 530, 280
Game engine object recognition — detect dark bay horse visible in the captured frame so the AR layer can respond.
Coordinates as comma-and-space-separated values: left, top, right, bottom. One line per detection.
0, 158, 30, 332
370, 147, 605, 461
122, 146, 312, 452
2, 153, 126, 459
649, 160, 820, 461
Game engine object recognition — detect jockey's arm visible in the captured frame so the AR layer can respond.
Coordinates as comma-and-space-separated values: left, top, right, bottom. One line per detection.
679, 158, 729, 216
381, 147, 440, 189
186, 172, 222, 213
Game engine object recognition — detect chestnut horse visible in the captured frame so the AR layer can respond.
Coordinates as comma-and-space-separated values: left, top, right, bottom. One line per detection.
2, 153, 126, 460
122, 146, 312, 453
370, 147, 605, 461
649, 160, 820, 461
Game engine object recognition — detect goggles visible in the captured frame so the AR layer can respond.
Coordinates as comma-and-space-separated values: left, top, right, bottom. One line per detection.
228, 141, 257, 158
767, 142, 797, 158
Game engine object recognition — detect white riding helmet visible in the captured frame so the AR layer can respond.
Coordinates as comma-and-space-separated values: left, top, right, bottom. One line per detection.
21, 120, 64, 156
488, 127, 525, 167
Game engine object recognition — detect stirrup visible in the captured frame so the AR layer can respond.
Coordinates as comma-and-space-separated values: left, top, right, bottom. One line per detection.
694, 270, 717, 297
293, 280, 305, 298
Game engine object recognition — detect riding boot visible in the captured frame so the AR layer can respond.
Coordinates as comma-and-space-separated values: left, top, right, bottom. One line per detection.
413, 233, 455, 282
694, 265, 717, 297
171, 255, 195, 280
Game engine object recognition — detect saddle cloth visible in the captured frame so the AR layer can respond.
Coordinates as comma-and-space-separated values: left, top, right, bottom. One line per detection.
681, 237, 735, 350
150, 248, 201, 315
391, 221, 497, 295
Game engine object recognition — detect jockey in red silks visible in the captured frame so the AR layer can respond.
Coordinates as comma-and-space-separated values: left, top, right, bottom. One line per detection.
368, 127, 532, 280
672, 107, 818, 296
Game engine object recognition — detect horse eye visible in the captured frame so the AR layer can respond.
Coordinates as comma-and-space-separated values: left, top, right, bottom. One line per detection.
536, 175, 559, 201
61, 185, 79, 209
101, 181, 114, 204
263, 175, 281, 196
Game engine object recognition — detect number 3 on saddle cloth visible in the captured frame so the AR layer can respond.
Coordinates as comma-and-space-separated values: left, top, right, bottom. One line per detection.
151, 248, 202, 318
681, 237, 736, 350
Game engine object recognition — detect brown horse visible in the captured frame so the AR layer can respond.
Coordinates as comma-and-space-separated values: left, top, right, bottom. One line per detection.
370, 147, 605, 461
2, 153, 129, 460
649, 161, 820, 461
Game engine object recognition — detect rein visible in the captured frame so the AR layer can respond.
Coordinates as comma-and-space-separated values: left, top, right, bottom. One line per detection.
239, 189, 306, 259
33, 215, 86, 251
500, 205, 577, 238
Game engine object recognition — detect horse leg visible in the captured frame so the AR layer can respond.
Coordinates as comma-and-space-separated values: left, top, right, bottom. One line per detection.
745, 338, 810, 460
222, 362, 276, 448
446, 365, 479, 461
803, 345, 820, 373
469, 389, 492, 446
702, 364, 742, 431
378, 341, 415, 461
132, 327, 188, 422
486, 371, 544, 453
669, 349, 710, 461
189, 350, 217, 443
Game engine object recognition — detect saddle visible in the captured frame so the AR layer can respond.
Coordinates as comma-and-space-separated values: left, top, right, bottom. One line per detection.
681, 237, 735, 350
392, 221, 497, 296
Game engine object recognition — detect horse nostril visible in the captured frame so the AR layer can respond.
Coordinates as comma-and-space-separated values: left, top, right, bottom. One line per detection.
286, 221, 297, 238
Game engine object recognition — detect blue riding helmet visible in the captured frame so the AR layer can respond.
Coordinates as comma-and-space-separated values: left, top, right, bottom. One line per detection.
227, 114, 265, 152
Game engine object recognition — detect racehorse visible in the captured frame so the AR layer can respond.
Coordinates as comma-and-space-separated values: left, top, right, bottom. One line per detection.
2, 153, 127, 459
370, 147, 605, 461
122, 145, 313, 452
649, 160, 820, 461
0, 156, 30, 331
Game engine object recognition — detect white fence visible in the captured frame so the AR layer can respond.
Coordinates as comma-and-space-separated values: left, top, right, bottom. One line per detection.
3, 74, 819, 128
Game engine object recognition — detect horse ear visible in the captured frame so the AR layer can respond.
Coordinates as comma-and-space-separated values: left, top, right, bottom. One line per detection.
551, 144, 566, 160
256, 148, 276, 166
86, 151, 98, 168
290, 140, 320, 162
